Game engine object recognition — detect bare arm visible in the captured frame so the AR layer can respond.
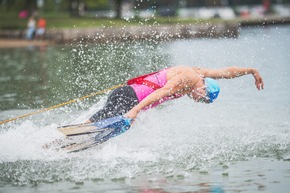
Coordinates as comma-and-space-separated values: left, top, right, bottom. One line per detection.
200, 66, 264, 90
125, 72, 198, 119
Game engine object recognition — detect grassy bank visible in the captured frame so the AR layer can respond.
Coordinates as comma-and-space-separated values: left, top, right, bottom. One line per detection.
0, 12, 236, 30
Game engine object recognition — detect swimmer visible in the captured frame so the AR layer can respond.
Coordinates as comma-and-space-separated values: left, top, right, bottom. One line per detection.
86, 65, 263, 123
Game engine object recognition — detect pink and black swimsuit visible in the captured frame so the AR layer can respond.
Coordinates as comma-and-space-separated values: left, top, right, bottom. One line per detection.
89, 68, 182, 122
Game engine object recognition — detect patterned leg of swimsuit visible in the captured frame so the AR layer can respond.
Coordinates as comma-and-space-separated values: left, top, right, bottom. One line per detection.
89, 86, 139, 123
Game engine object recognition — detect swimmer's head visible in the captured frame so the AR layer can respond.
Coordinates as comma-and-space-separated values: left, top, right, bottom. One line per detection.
204, 78, 220, 103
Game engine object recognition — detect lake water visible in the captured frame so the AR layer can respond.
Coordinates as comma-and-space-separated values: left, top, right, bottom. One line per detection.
0, 25, 290, 193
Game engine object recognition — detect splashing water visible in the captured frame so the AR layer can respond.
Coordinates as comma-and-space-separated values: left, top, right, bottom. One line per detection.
0, 26, 290, 190
0, 97, 289, 185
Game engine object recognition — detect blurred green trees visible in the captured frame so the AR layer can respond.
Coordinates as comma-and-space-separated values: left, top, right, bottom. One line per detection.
1, 0, 289, 18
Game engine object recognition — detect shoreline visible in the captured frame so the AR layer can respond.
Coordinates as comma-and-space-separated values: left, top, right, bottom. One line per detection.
0, 39, 51, 48
0, 22, 239, 46
0, 17, 289, 47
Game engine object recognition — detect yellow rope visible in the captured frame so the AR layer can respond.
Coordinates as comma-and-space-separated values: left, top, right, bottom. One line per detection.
0, 84, 124, 125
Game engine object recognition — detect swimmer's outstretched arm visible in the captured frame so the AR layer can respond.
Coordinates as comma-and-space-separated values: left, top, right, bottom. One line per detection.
199, 67, 264, 90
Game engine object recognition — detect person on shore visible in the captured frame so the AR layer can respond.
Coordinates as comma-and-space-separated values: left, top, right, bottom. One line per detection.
35, 16, 47, 40
26, 16, 36, 40
86, 65, 264, 123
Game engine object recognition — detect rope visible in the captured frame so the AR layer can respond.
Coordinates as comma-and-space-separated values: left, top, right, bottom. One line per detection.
0, 84, 124, 125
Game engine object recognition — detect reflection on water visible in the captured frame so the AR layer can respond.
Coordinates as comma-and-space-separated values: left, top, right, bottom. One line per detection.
0, 42, 168, 111
0, 46, 48, 110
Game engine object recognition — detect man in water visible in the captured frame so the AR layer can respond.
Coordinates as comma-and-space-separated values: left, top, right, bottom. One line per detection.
86, 66, 263, 123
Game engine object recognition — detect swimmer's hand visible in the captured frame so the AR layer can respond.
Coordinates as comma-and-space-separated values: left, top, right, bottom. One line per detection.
253, 69, 264, 90
125, 108, 138, 120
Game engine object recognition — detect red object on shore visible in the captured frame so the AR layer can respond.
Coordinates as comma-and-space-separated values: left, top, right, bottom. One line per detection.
38, 18, 46, 28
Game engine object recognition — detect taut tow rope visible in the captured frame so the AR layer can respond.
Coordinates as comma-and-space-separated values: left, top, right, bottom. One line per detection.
0, 84, 124, 125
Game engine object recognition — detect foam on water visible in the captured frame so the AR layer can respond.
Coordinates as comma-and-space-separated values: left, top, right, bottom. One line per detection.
0, 96, 289, 184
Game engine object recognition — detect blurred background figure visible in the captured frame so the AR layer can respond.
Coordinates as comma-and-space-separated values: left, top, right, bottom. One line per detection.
18, 10, 28, 19
263, 0, 271, 14
35, 16, 47, 40
26, 16, 36, 40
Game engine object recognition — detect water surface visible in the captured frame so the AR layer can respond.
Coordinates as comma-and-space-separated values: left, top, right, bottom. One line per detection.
0, 25, 290, 193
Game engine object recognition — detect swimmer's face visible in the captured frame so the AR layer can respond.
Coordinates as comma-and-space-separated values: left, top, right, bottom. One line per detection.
188, 87, 210, 103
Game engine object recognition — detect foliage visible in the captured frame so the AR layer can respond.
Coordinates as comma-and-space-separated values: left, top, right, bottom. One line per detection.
0, 10, 237, 30
85, 0, 111, 10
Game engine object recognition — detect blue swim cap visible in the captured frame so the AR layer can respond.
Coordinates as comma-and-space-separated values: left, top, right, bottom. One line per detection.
205, 78, 220, 103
